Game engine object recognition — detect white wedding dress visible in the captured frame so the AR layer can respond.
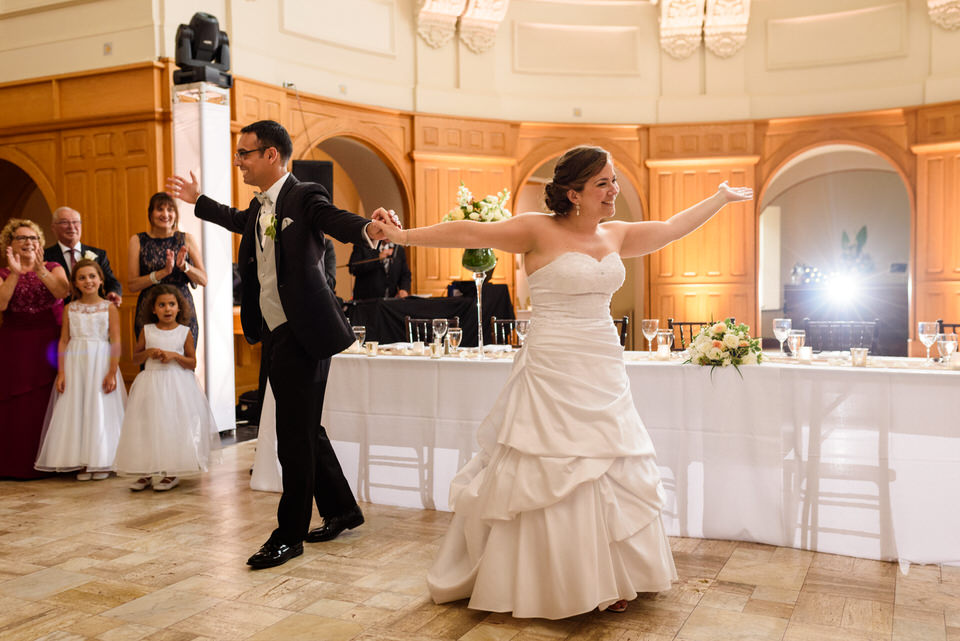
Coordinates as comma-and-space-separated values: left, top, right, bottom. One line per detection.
427, 252, 677, 619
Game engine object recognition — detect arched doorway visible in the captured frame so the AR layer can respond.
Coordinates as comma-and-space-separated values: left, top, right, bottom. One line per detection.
515, 155, 645, 349
0, 159, 53, 234
758, 144, 911, 355
306, 136, 409, 302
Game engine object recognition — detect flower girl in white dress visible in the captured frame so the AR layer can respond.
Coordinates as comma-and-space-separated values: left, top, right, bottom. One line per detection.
379, 146, 753, 618
114, 285, 219, 491
35, 260, 125, 479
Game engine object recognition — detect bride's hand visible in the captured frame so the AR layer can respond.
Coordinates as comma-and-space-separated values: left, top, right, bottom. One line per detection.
717, 181, 753, 203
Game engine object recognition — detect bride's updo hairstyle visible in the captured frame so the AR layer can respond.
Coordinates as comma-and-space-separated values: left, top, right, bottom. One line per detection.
543, 146, 611, 217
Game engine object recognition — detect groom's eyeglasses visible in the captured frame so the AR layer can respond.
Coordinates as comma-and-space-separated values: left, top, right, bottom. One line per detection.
234, 147, 268, 160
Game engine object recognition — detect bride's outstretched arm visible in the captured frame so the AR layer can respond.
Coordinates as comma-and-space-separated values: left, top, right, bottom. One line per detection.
376, 213, 542, 254
614, 182, 753, 258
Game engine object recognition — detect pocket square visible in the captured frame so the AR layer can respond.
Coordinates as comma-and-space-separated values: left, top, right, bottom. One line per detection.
281, 217, 294, 231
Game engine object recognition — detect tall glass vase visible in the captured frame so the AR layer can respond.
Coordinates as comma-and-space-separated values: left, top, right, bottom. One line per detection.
462, 248, 497, 358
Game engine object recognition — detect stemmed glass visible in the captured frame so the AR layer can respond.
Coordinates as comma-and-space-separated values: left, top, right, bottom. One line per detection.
773, 318, 792, 355
786, 329, 805, 358
514, 319, 530, 347
446, 327, 462, 354
641, 319, 659, 352
351, 325, 366, 350
918, 322, 939, 365
936, 333, 957, 364
431, 318, 449, 348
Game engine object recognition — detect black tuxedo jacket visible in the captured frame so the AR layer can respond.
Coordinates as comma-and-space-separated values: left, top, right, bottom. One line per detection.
194, 175, 368, 360
348, 242, 411, 300
43, 243, 122, 299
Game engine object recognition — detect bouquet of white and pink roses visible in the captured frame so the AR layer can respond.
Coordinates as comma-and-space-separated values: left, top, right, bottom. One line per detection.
684, 319, 763, 374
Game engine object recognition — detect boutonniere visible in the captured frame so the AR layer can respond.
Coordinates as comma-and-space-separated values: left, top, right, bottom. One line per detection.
83, 250, 98, 261
263, 213, 278, 242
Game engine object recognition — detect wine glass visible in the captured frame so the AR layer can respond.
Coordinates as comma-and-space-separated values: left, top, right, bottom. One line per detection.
431, 318, 449, 346
446, 327, 462, 354
514, 319, 530, 347
786, 329, 805, 358
918, 322, 939, 364
772, 318, 792, 355
351, 325, 366, 349
641, 319, 659, 352
936, 333, 957, 363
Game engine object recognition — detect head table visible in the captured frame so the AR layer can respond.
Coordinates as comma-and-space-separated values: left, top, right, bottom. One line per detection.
318, 351, 959, 566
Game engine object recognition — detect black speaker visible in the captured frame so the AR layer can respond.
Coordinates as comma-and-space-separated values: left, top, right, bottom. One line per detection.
291, 160, 334, 195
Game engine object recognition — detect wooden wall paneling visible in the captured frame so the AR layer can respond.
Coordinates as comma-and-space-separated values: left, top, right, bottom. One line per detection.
645, 154, 759, 333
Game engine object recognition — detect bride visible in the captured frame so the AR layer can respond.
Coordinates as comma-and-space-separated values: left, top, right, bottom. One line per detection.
379, 146, 752, 619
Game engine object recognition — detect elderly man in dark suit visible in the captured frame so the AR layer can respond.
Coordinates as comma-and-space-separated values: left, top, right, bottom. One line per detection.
167, 120, 398, 569
44, 206, 122, 305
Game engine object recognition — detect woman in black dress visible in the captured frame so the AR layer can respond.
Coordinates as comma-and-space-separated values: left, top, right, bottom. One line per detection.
127, 192, 207, 345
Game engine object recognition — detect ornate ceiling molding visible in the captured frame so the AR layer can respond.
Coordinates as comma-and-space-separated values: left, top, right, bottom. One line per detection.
460, 0, 510, 54
704, 0, 750, 58
660, 0, 705, 60
928, 0, 960, 29
417, 0, 467, 49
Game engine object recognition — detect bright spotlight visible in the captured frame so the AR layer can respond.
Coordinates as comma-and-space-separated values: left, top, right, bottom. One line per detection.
827, 273, 859, 304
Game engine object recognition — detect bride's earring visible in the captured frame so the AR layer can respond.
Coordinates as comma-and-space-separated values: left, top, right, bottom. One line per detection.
575, 203, 580, 217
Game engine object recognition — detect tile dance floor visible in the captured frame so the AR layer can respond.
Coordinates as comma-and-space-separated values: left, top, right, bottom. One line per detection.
1, 440, 958, 641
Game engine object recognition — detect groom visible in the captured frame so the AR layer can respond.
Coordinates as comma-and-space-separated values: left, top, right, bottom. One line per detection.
167, 120, 397, 569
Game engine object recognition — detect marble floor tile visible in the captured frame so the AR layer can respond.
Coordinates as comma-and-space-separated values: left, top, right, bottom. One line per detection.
0, 437, 928, 641
677, 605, 788, 641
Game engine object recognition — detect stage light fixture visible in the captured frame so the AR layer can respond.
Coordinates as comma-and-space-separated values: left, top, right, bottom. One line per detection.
173, 12, 233, 88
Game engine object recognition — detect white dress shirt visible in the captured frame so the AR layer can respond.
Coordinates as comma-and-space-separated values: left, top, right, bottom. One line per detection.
58, 241, 82, 273
253, 173, 379, 331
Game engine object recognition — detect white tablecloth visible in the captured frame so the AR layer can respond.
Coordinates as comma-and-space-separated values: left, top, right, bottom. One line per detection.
319, 352, 960, 565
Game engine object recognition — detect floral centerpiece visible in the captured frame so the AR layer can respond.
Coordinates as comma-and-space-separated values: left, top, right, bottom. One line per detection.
443, 183, 512, 273
684, 319, 764, 375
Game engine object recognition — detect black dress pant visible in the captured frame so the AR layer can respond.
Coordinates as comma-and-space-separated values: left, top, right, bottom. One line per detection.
261, 323, 358, 544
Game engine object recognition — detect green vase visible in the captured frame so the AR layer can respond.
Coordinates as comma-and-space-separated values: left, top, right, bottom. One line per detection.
461, 248, 497, 273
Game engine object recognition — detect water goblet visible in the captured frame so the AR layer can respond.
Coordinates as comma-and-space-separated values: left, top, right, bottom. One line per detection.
918, 322, 939, 364
432, 318, 449, 347
936, 333, 958, 364
446, 327, 463, 354
514, 319, 530, 347
773, 318, 792, 355
786, 329, 805, 358
351, 325, 366, 350
641, 319, 659, 352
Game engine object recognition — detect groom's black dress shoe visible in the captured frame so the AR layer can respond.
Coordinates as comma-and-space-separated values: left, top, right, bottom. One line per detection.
305, 506, 364, 542
246, 540, 303, 569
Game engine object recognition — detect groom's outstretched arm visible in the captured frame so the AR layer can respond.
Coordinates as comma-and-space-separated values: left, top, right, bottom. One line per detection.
167, 171, 251, 234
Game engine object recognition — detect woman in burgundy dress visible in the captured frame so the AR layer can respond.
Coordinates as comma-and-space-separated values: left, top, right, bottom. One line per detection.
127, 192, 207, 346
0, 218, 70, 479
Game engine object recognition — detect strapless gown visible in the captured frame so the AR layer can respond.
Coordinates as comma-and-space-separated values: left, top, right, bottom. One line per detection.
426, 252, 677, 619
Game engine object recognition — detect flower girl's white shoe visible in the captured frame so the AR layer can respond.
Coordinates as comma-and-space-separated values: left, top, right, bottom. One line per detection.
153, 476, 179, 491
129, 477, 152, 491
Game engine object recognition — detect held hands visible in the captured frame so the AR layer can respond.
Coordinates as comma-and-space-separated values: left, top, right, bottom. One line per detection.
166, 171, 201, 204
717, 181, 753, 203
366, 208, 402, 242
